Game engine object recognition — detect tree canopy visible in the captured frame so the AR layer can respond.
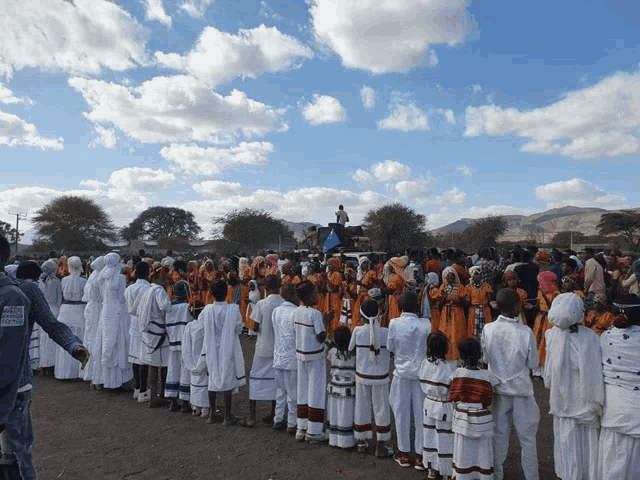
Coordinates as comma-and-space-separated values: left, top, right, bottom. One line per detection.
433, 215, 508, 252
0, 220, 22, 244
32, 195, 117, 251
214, 209, 294, 254
121, 206, 202, 241
363, 203, 429, 254
597, 210, 640, 252
550, 230, 586, 249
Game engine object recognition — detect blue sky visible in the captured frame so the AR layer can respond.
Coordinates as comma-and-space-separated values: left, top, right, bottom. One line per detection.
1, 0, 639, 241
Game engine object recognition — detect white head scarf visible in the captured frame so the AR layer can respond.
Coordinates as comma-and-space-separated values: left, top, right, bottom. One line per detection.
442, 266, 460, 285
99, 252, 121, 287
83, 255, 106, 303
357, 256, 370, 281
65, 256, 84, 297
426, 272, 440, 288
248, 280, 260, 304
4, 264, 17, 279
40, 259, 58, 282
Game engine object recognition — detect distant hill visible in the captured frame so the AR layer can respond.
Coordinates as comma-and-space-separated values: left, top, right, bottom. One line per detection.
281, 220, 323, 239
431, 206, 631, 242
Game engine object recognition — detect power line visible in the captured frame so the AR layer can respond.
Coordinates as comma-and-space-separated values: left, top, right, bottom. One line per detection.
8, 211, 27, 256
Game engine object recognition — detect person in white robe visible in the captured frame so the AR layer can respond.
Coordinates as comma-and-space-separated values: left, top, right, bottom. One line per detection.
387, 290, 431, 470
201, 278, 245, 425
596, 294, 640, 480
181, 311, 209, 416
326, 325, 356, 449
271, 284, 299, 432
82, 256, 104, 383
37, 259, 61, 369
124, 261, 151, 402
135, 280, 172, 407
164, 280, 192, 413
545, 292, 604, 480
349, 299, 393, 458
92, 252, 133, 389
54, 256, 87, 379
247, 274, 284, 427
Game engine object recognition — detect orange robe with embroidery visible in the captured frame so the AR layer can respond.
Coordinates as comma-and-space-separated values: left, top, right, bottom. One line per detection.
187, 267, 200, 305
465, 283, 493, 337
326, 271, 344, 336
340, 280, 358, 331
308, 273, 326, 313
200, 267, 215, 305
585, 310, 615, 336
532, 290, 559, 367
431, 283, 467, 360
385, 273, 406, 328
353, 270, 379, 331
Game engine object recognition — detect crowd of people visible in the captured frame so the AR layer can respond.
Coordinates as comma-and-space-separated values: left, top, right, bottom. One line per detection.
2, 236, 640, 479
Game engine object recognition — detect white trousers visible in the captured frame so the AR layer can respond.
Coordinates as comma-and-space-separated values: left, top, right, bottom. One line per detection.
354, 382, 392, 442
553, 417, 599, 480
165, 350, 190, 401
597, 427, 640, 480
493, 394, 540, 480
296, 358, 326, 435
389, 376, 424, 454
274, 368, 297, 427
423, 416, 454, 476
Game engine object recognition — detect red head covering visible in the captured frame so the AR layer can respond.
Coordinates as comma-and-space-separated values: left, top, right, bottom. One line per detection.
538, 271, 558, 294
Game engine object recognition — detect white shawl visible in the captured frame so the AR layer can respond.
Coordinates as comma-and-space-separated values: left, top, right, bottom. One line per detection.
182, 319, 208, 376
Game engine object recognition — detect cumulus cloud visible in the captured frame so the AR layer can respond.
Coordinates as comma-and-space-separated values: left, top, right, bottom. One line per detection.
378, 103, 428, 131
360, 86, 376, 110
436, 187, 466, 205
310, 0, 471, 74
0, 111, 63, 150
108, 167, 175, 191
159, 142, 274, 176
302, 94, 347, 125
0, 84, 31, 105
395, 177, 433, 198
456, 164, 473, 176
90, 126, 118, 149
534, 178, 629, 209
180, 0, 212, 18
465, 72, 640, 158
0, 0, 148, 77
193, 180, 244, 197
154, 25, 312, 87
69, 75, 287, 144
352, 160, 411, 186
144, 0, 172, 26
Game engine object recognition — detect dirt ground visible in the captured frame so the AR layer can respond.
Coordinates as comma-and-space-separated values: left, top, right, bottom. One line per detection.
32, 337, 559, 480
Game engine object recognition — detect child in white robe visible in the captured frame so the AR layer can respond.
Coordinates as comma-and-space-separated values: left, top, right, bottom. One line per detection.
349, 299, 393, 458
545, 292, 603, 480
165, 280, 193, 413
326, 325, 356, 448
181, 309, 209, 416
450, 337, 498, 480
419, 332, 457, 480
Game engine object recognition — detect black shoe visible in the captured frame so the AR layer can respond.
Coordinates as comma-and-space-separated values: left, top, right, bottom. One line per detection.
273, 421, 287, 431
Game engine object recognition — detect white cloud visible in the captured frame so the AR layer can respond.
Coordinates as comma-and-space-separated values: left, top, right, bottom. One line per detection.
360, 86, 376, 110
180, 0, 212, 18
0, 84, 31, 105
154, 24, 312, 87
302, 94, 347, 125
0, 0, 148, 77
442, 109, 456, 125
429, 50, 439, 67
160, 142, 274, 176
310, 0, 471, 74
193, 180, 244, 197
456, 164, 473, 176
378, 104, 428, 131
69, 75, 287, 144
353, 160, 411, 186
108, 167, 175, 192
465, 72, 640, 158
534, 178, 629, 209
395, 177, 432, 198
437, 187, 466, 205
145, 0, 172, 26
0, 111, 63, 150
90, 126, 118, 149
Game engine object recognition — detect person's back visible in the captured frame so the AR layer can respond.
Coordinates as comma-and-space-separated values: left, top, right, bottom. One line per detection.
272, 301, 298, 371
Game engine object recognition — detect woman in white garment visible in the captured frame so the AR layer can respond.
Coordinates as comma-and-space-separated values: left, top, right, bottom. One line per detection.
545, 292, 604, 480
92, 252, 133, 389
37, 259, 62, 369
82, 256, 105, 383
597, 294, 640, 480
54, 256, 88, 380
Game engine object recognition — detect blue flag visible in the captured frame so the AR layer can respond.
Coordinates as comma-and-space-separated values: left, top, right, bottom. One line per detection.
323, 228, 340, 253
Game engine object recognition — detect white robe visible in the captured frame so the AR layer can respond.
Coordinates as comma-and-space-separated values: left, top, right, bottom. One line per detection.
181, 319, 208, 408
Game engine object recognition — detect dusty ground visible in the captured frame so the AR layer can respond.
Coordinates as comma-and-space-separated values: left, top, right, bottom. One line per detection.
32, 337, 558, 479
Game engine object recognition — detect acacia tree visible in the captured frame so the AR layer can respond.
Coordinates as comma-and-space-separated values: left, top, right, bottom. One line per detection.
32, 195, 117, 251
363, 203, 429, 254
550, 231, 586, 249
597, 210, 640, 252
214, 209, 294, 254
0, 220, 22, 244
121, 206, 202, 241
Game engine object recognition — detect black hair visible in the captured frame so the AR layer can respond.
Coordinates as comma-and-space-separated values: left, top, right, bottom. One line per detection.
210, 278, 228, 302
338, 205, 344, 210
296, 281, 316, 306
264, 274, 281, 294
563, 258, 578, 272
427, 332, 448, 362
458, 337, 482, 369
0, 234, 10, 256
280, 283, 299, 305
16, 261, 41, 281
496, 288, 520, 316
398, 289, 418, 314
136, 261, 150, 279
173, 280, 189, 301
360, 298, 378, 319
612, 294, 640, 328
333, 325, 352, 360
174, 260, 187, 272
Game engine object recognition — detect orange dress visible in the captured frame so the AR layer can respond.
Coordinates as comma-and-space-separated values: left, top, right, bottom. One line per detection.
465, 283, 493, 337
584, 310, 615, 336
308, 273, 326, 313
352, 270, 379, 331
326, 271, 344, 336
424, 259, 441, 274
200, 266, 215, 305
431, 283, 467, 360
532, 290, 559, 367
453, 264, 470, 285
167, 270, 184, 299
384, 274, 406, 328
187, 264, 200, 305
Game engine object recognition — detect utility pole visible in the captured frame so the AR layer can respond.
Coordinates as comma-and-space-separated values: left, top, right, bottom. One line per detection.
8, 211, 26, 257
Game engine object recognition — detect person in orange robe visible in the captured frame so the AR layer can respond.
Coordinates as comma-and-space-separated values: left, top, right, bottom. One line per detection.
560, 275, 586, 302
352, 257, 379, 331
465, 266, 493, 338
186, 260, 200, 305
341, 265, 358, 331
326, 257, 344, 336
200, 259, 216, 304
167, 260, 187, 299
424, 248, 441, 275
57, 255, 69, 278
307, 262, 327, 313
281, 262, 296, 286
238, 257, 251, 330
494, 271, 529, 324
532, 271, 560, 371
584, 293, 615, 335
383, 257, 408, 327
225, 271, 241, 304
452, 253, 470, 286
431, 266, 466, 360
